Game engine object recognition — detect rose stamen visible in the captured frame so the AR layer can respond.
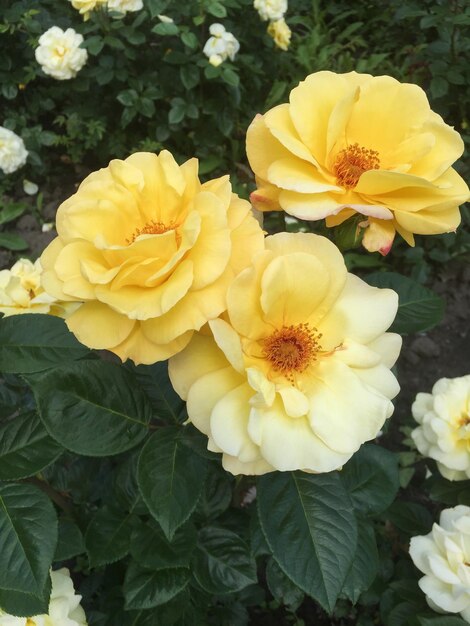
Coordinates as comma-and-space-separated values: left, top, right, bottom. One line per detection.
262, 323, 322, 382
127, 220, 179, 245
333, 143, 380, 189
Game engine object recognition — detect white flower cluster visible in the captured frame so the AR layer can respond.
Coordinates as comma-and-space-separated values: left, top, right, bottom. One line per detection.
203, 23, 240, 67
69, 0, 142, 19
410, 506, 470, 622
0, 258, 77, 318
35, 27, 88, 80
254, 0, 287, 21
253, 0, 291, 50
412, 375, 470, 481
0, 568, 87, 626
0, 127, 28, 175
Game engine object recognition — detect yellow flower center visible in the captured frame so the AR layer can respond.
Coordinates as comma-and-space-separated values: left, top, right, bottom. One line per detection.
262, 323, 322, 380
333, 143, 380, 189
55, 45, 67, 57
127, 220, 178, 245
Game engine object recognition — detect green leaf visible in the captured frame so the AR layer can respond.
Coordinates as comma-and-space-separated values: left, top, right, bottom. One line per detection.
427, 475, 470, 506
54, 518, 85, 561
419, 617, 469, 626
127, 589, 190, 625
341, 520, 378, 604
0, 412, 63, 480
85, 504, 137, 567
82, 35, 104, 55
257, 471, 357, 613
28, 361, 151, 457
124, 563, 189, 610
386, 501, 433, 535
152, 22, 179, 36
131, 519, 197, 570
0, 576, 51, 617
222, 68, 239, 87
0, 233, 28, 251
207, 1, 227, 17
365, 272, 444, 334
340, 444, 400, 516
0, 482, 57, 596
180, 31, 198, 50
168, 101, 186, 125
127, 362, 185, 423
0, 203, 26, 225
196, 464, 233, 520
180, 65, 199, 90
192, 526, 257, 594
137, 427, 208, 540
1, 84, 17, 100
0, 314, 90, 374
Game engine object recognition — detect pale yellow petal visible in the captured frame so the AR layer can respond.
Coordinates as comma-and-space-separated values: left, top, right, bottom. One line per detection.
267, 157, 340, 193
246, 113, 292, 181
222, 454, 274, 476
367, 332, 402, 368
66, 301, 135, 350
362, 218, 396, 255
113, 325, 193, 365
209, 318, 245, 373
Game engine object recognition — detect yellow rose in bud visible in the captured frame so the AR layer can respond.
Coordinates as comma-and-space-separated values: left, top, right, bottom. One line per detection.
69, 0, 107, 20
267, 18, 291, 51
246, 71, 469, 255
412, 375, 470, 481
0, 258, 76, 318
41, 151, 264, 365
169, 232, 401, 475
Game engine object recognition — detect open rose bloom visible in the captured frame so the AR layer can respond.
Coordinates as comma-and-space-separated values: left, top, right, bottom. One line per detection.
40, 151, 264, 364
412, 375, 470, 481
169, 232, 401, 475
410, 505, 470, 622
246, 71, 470, 254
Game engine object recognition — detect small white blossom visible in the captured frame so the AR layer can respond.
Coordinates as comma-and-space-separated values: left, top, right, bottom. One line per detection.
107, 0, 143, 14
157, 14, 173, 23
203, 23, 240, 65
42, 222, 54, 233
35, 27, 88, 80
0, 127, 28, 175
412, 375, 470, 481
410, 506, 470, 622
254, 0, 287, 21
23, 179, 38, 195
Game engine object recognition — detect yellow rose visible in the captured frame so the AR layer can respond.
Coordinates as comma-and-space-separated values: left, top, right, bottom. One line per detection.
411, 375, 470, 481
69, 0, 107, 20
169, 232, 401, 475
267, 18, 291, 51
246, 71, 469, 254
41, 151, 264, 365
0, 258, 75, 318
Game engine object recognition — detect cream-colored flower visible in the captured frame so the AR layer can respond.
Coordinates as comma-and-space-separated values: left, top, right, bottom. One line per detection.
0, 258, 76, 318
23, 179, 38, 195
254, 0, 287, 21
0, 127, 28, 175
107, 0, 143, 14
35, 27, 88, 80
203, 23, 240, 65
412, 376, 470, 481
157, 14, 173, 23
169, 232, 401, 475
410, 505, 470, 622
69, 0, 107, 20
40, 151, 264, 365
246, 71, 470, 255
0, 568, 87, 625
267, 18, 291, 51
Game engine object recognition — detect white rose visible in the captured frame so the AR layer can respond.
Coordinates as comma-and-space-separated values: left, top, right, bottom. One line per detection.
411, 375, 470, 480
203, 23, 240, 65
254, 0, 287, 21
409, 505, 470, 622
0, 568, 87, 626
0, 258, 77, 318
35, 27, 88, 80
107, 0, 143, 14
0, 127, 28, 175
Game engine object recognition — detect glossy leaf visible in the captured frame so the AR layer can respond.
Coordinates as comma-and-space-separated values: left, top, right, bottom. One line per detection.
0, 576, 51, 617
257, 471, 357, 613
131, 520, 197, 571
0, 314, 90, 374
123, 563, 189, 610
342, 520, 379, 604
54, 518, 85, 562
28, 361, 151, 457
137, 427, 208, 540
85, 504, 137, 567
0, 482, 57, 596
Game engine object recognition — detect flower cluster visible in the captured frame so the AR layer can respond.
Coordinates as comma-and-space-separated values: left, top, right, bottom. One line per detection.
203, 24, 240, 67
0, 568, 87, 625
0, 126, 28, 174
410, 506, 470, 622
69, 0, 142, 20
254, 0, 291, 51
0, 258, 76, 318
247, 71, 469, 253
411, 375, 470, 481
35, 27, 88, 80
